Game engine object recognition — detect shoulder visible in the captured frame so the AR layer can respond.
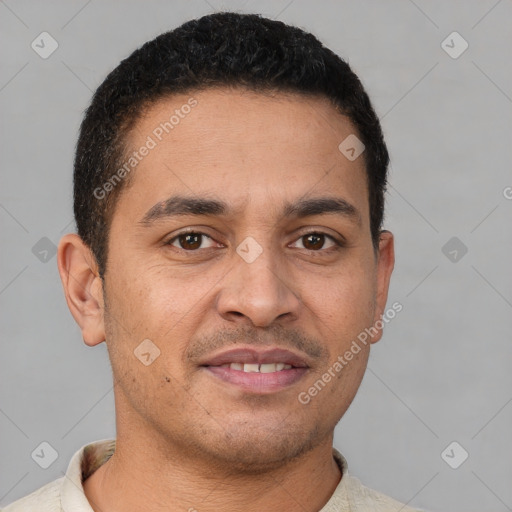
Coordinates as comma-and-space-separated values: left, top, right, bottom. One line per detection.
2, 438, 115, 512
345, 474, 425, 512
327, 449, 426, 512
2, 476, 64, 511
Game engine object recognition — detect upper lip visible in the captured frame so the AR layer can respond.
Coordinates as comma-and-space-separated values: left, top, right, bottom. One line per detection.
200, 347, 310, 368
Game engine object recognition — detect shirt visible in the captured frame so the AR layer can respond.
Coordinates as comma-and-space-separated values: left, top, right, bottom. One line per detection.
2, 438, 425, 511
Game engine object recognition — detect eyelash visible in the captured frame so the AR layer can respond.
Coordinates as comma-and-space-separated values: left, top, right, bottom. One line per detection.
164, 229, 344, 253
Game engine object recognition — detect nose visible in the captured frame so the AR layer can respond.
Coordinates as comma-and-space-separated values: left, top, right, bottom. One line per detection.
215, 244, 301, 328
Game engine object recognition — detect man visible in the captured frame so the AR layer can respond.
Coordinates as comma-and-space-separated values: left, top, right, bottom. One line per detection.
4, 11, 424, 512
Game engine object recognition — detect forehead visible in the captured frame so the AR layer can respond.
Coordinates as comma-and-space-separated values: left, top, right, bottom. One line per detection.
116, 87, 369, 223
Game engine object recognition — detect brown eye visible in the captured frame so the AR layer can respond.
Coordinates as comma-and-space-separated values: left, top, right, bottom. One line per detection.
302, 233, 325, 250
167, 232, 216, 251
290, 232, 340, 251
178, 233, 202, 250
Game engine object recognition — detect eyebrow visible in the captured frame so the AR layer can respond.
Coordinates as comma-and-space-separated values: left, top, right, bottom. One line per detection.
138, 195, 361, 226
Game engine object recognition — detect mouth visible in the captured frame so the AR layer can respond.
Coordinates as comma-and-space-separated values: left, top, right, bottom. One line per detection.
199, 347, 310, 393
214, 362, 296, 372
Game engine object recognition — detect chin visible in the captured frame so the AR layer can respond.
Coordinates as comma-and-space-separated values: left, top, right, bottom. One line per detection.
195, 420, 323, 475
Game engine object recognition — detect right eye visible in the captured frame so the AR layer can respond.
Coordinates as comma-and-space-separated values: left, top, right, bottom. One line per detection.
165, 230, 221, 251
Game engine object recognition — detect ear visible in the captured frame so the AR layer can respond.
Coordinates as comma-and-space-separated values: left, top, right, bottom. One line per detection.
57, 233, 105, 347
370, 230, 395, 344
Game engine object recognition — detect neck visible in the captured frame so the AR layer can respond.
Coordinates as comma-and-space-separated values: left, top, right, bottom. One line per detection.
83, 429, 342, 512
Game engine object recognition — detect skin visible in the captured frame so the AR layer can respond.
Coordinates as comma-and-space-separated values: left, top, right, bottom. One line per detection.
58, 87, 394, 512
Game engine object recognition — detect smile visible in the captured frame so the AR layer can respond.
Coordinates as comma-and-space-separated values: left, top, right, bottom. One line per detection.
216, 362, 293, 372
200, 347, 310, 393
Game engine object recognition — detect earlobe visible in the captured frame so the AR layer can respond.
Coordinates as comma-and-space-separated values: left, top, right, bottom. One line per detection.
370, 230, 395, 344
57, 233, 106, 347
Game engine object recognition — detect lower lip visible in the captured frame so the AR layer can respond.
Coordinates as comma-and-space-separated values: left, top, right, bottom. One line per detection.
203, 366, 308, 393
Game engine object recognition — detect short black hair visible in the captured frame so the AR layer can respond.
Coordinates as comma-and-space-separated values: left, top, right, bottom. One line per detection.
74, 11, 389, 279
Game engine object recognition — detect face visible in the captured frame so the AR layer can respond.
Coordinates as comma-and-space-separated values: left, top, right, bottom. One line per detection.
78, 87, 393, 472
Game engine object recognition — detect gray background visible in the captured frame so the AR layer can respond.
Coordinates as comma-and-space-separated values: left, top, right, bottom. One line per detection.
1, 1, 511, 510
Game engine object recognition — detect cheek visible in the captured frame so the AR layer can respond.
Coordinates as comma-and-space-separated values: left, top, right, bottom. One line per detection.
305, 263, 376, 337
106, 262, 200, 332
104, 263, 216, 373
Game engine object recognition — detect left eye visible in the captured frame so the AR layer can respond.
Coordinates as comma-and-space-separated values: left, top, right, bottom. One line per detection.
289, 232, 339, 251
165, 231, 340, 252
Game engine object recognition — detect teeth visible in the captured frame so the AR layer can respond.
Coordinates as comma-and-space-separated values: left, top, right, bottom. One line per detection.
222, 363, 294, 372
243, 363, 260, 373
